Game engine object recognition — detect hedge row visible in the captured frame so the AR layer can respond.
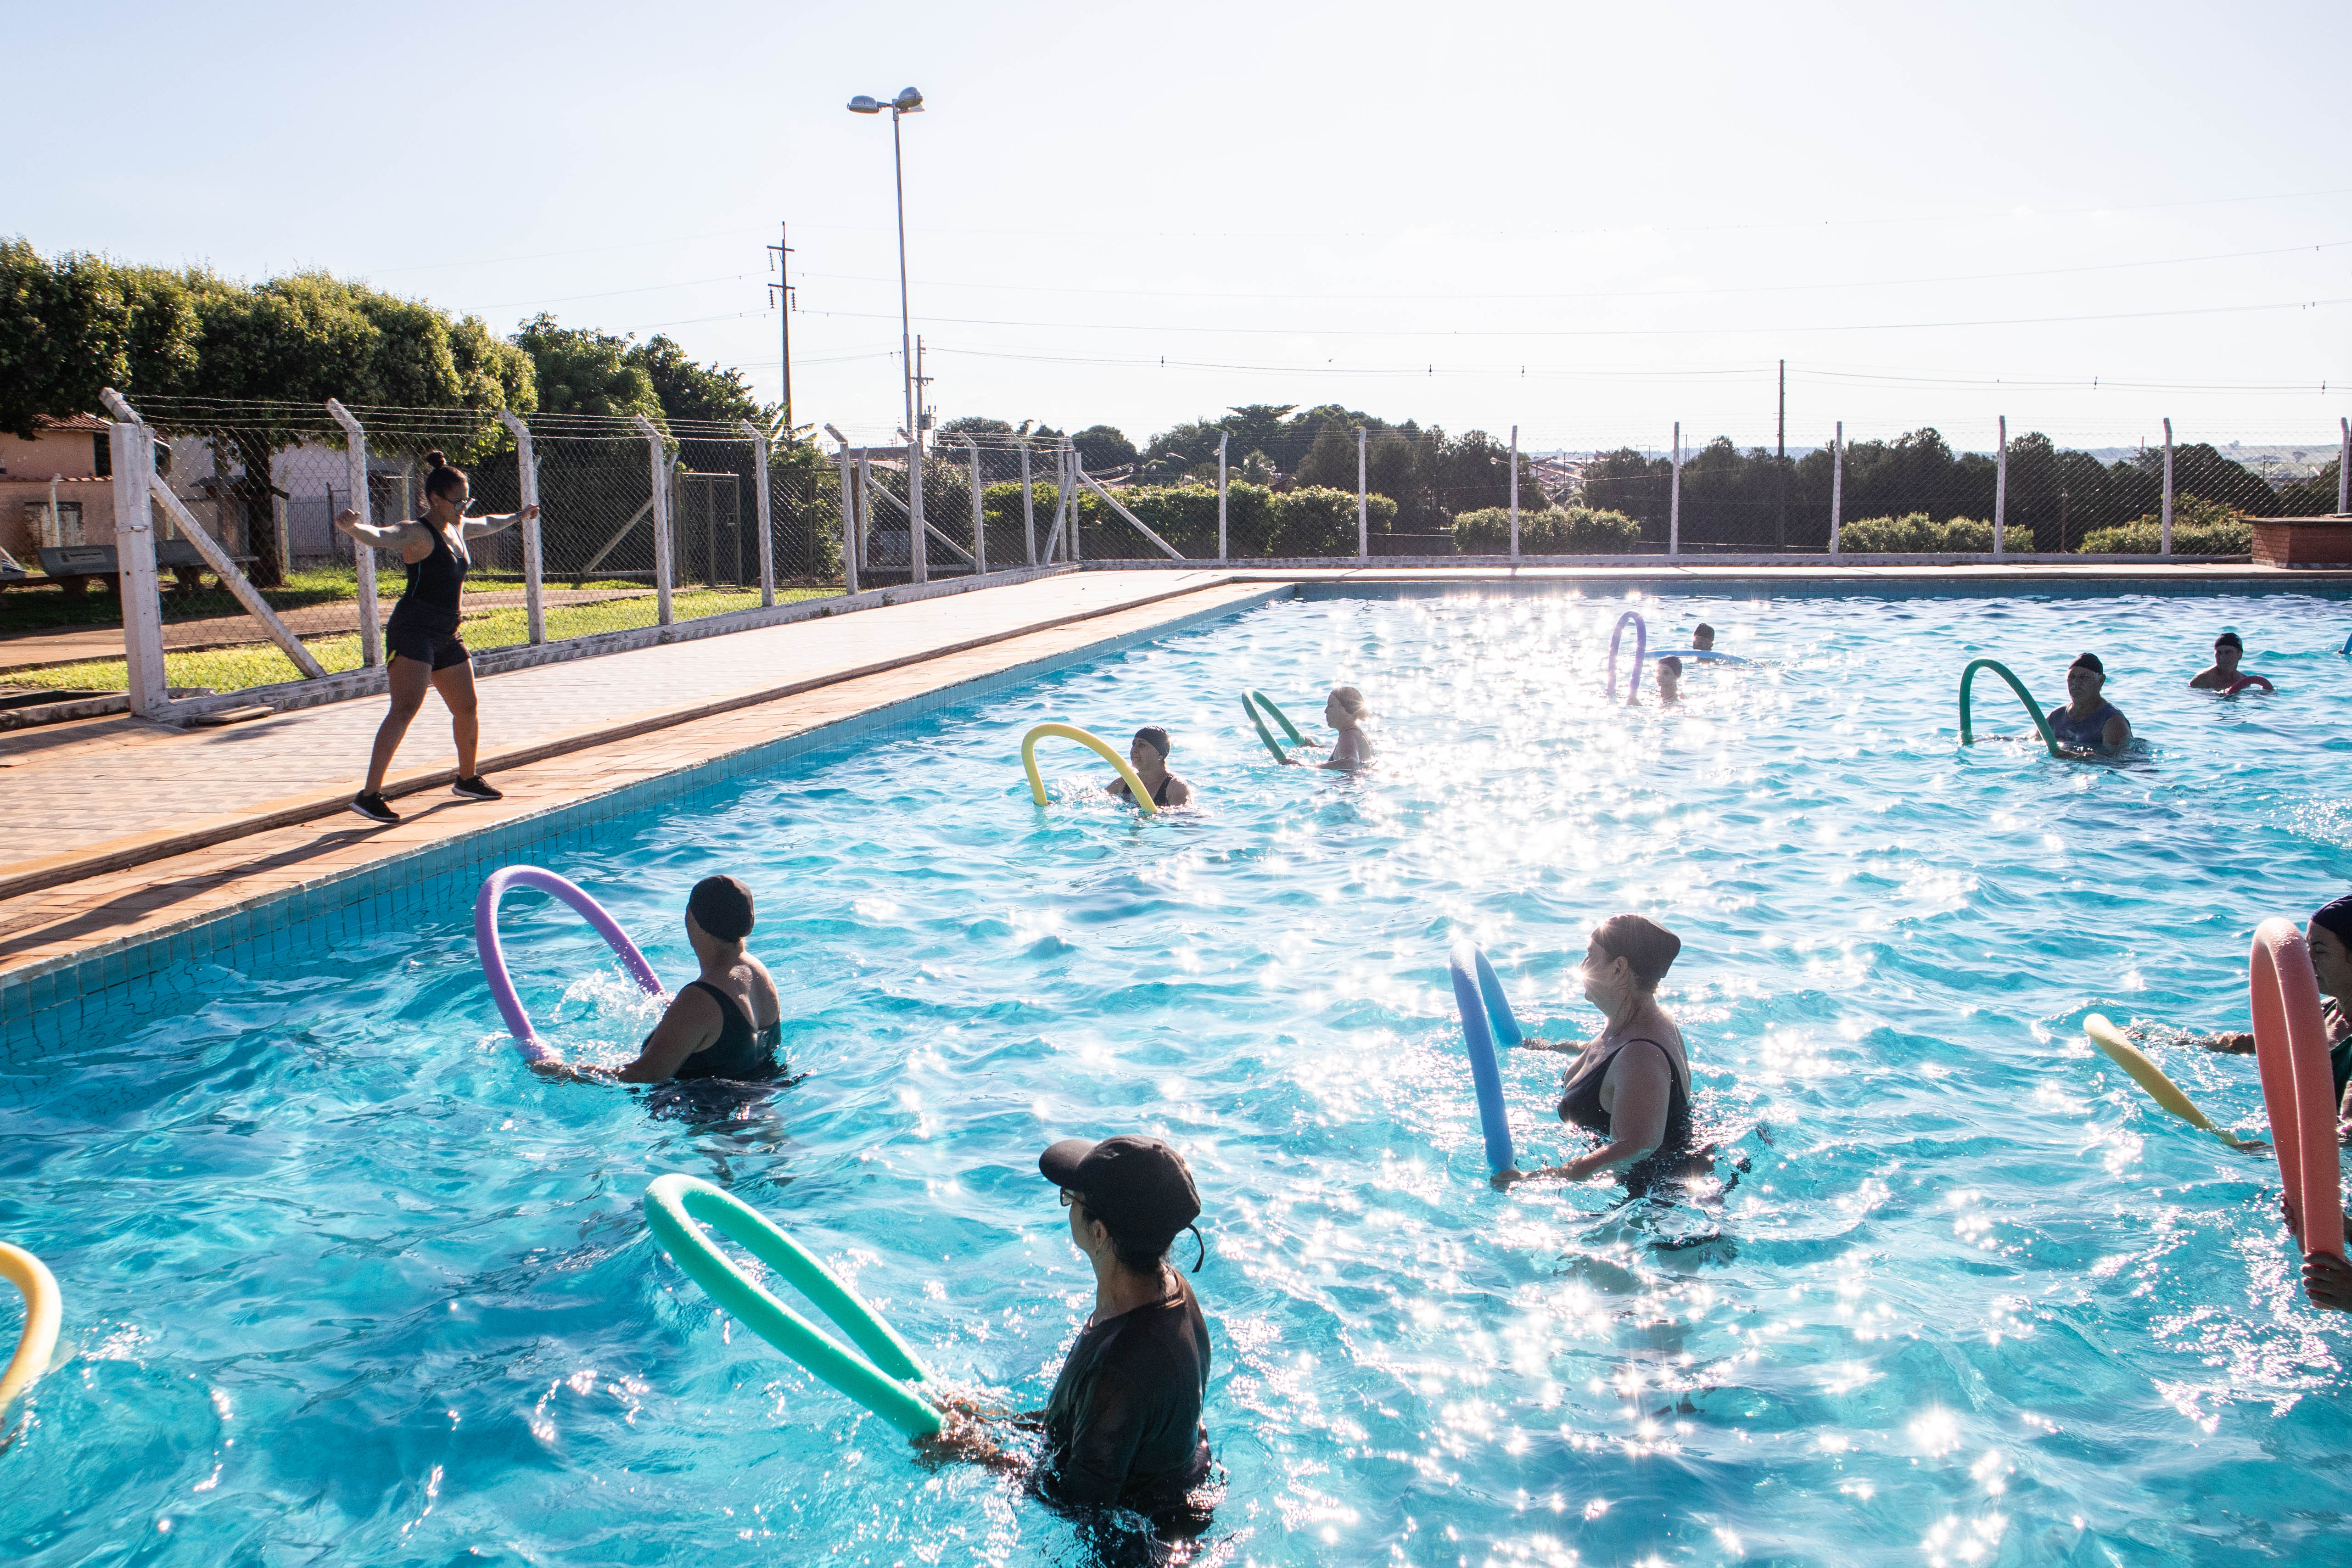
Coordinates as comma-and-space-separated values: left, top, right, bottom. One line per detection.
1452, 506, 1643, 554
1836, 513, 2036, 553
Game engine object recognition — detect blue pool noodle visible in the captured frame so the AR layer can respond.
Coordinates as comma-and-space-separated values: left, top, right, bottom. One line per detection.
1450, 941, 1516, 1171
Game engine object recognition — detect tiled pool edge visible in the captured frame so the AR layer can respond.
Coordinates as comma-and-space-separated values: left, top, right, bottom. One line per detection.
0, 584, 1295, 1062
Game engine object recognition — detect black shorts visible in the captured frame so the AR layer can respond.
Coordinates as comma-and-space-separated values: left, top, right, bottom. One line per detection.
387, 625, 470, 671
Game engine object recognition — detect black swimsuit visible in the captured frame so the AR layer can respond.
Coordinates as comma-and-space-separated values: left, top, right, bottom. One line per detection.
669, 980, 781, 1082
385, 523, 471, 669
1558, 1034, 1695, 1193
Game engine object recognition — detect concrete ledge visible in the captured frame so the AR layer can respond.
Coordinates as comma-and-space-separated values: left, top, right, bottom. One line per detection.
0, 568, 1202, 906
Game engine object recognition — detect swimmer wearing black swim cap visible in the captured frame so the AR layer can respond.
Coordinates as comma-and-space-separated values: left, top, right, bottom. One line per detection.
2189, 630, 2274, 694
1108, 726, 1192, 808
2047, 653, 2130, 751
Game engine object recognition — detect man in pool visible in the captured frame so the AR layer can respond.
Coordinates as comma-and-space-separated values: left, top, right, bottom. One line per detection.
1691, 623, 1716, 653
2046, 653, 2130, 753
1656, 655, 1684, 706
534, 875, 781, 1084
923, 1134, 1217, 1542
2189, 631, 2274, 693
1108, 726, 1193, 808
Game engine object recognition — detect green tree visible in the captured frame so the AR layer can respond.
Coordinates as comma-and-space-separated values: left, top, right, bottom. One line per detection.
1072, 424, 1136, 471
516, 314, 660, 420
1290, 416, 1360, 490
627, 333, 765, 426
0, 241, 205, 437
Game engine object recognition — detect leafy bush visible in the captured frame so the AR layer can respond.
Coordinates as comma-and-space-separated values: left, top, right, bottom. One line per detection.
1836, 512, 2035, 554
2077, 495, 2251, 555
1453, 505, 1642, 554
1264, 487, 1397, 557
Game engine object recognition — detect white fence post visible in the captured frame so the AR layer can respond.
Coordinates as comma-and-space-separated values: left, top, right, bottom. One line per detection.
496, 410, 547, 641
1669, 422, 1682, 562
2161, 417, 2174, 556
1994, 415, 2007, 559
632, 414, 674, 625
967, 441, 987, 575
326, 399, 384, 666
1217, 433, 1229, 564
1829, 421, 1843, 561
909, 439, 929, 586
2338, 417, 2348, 514
1068, 444, 1082, 564
738, 418, 775, 608
834, 440, 858, 594
105, 411, 169, 718
1509, 424, 1520, 561
1020, 439, 1037, 566
1355, 426, 1368, 560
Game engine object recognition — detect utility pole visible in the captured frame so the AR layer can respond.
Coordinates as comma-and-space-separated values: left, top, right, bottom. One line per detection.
1775, 358, 1787, 550
913, 335, 933, 440
766, 222, 795, 431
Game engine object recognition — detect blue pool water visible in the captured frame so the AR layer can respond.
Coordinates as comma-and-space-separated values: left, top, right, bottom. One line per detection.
6, 586, 2352, 1565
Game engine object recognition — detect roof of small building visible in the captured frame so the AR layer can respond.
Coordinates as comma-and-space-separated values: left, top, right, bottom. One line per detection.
34, 414, 111, 434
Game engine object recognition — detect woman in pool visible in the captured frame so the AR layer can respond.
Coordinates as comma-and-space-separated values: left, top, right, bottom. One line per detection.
1284, 686, 1376, 769
536, 875, 781, 1084
2046, 652, 2130, 753
925, 1134, 1217, 1542
334, 450, 537, 825
2189, 630, 2274, 693
1108, 726, 1193, 807
1655, 656, 1684, 706
1503, 915, 1695, 1193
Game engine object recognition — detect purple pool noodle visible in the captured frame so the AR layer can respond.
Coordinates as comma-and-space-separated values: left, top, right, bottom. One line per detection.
475, 865, 663, 1062
1605, 610, 1647, 704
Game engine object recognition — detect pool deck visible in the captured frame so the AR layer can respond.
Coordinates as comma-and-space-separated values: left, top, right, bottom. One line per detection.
1, 558, 2342, 1005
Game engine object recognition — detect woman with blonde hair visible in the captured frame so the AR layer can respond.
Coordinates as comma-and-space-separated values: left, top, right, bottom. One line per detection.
1286, 685, 1375, 770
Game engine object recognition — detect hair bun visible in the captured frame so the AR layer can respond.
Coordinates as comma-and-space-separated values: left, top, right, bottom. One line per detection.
423, 449, 448, 470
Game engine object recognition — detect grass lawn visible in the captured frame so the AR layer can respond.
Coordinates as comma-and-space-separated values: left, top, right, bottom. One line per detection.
0, 567, 674, 638
3, 586, 839, 695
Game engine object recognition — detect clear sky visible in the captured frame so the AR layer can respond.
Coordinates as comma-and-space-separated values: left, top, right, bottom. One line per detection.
13, 0, 2350, 456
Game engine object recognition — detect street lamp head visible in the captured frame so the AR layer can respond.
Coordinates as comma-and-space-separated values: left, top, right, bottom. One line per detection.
847, 95, 882, 113
892, 87, 924, 112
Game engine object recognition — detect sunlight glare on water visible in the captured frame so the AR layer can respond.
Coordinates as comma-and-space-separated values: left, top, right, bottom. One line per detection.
5, 585, 2351, 1565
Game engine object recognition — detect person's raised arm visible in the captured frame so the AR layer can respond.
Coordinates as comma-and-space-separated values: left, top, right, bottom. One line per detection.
463, 504, 539, 540
335, 510, 424, 552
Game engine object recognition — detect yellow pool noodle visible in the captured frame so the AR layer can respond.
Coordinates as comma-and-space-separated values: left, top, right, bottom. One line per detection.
2083, 1014, 2261, 1150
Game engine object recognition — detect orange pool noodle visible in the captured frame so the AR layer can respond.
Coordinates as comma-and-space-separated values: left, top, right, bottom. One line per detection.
2249, 918, 2346, 1263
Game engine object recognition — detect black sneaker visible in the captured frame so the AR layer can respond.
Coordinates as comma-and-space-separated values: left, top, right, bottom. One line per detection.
452, 775, 504, 802
349, 791, 399, 825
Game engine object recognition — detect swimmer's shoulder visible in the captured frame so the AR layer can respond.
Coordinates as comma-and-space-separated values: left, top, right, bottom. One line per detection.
742, 953, 782, 1024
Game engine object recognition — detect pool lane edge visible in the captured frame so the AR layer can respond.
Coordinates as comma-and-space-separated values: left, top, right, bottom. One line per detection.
0, 582, 1293, 1057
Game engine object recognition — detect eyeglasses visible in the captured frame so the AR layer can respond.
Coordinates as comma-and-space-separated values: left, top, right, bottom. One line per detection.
1058, 1189, 1079, 1208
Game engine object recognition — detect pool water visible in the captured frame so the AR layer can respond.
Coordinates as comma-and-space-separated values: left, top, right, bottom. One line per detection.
6, 587, 2352, 1566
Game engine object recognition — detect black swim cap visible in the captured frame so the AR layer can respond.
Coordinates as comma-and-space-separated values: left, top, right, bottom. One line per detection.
2215, 631, 2243, 649
2313, 895, 2352, 948
1134, 726, 1171, 758
2070, 652, 2105, 674
687, 875, 755, 942
1658, 655, 1684, 675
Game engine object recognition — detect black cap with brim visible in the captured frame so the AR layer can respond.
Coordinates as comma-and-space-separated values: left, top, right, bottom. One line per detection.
1039, 1133, 1201, 1249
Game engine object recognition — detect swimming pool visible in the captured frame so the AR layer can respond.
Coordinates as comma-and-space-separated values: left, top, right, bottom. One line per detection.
6, 584, 2350, 1565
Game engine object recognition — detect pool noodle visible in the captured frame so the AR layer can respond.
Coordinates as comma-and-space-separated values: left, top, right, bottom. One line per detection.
1249, 692, 1307, 746
1241, 694, 1287, 761
1020, 722, 1158, 816
1957, 658, 2060, 756
2249, 920, 2346, 1262
1450, 941, 1516, 1172
475, 866, 663, 1063
1648, 648, 1751, 665
0, 1242, 60, 1420
643, 1174, 943, 1439
1604, 611, 1646, 704
2082, 1014, 2258, 1149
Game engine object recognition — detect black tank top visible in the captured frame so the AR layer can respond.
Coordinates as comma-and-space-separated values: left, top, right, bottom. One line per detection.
387, 522, 468, 637
670, 980, 780, 1081
1558, 1035, 1692, 1175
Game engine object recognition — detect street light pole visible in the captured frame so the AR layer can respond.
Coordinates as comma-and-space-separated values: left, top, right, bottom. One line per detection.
850, 87, 927, 582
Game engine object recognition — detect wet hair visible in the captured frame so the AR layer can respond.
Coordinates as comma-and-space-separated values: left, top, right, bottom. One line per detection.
1071, 1193, 1176, 1274
2215, 631, 2243, 650
1693, 622, 1715, 639
1593, 913, 1681, 990
1329, 686, 1368, 720
2313, 895, 2352, 949
1134, 726, 1171, 759
422, 449, 468, 507
686, 874, 756, 943
2070, 652, 2104, 675
1658, 656, 1684, 677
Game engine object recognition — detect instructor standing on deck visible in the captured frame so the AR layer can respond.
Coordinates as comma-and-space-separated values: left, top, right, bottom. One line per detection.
334, 450, 534, 824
